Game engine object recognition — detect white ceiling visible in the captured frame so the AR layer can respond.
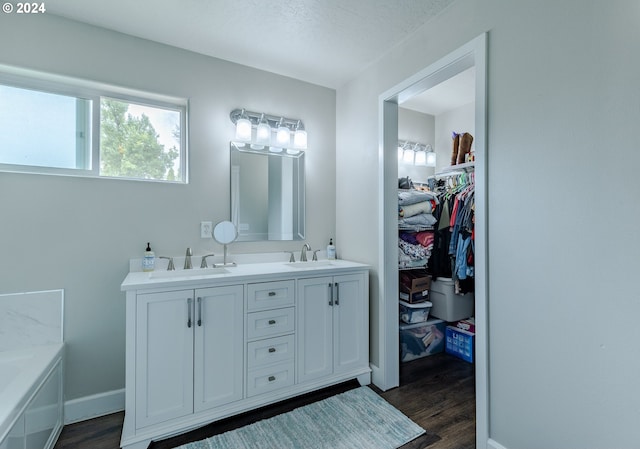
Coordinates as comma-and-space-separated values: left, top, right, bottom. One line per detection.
401, 66, 476, 115
45, 0, 455, 89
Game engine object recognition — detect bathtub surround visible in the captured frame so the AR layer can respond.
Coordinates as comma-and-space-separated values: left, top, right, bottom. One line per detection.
0, 290, 64, 351
0, 290, 64, 449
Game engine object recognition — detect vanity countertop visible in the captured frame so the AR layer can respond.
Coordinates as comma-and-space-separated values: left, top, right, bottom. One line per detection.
121, 259, 369, 291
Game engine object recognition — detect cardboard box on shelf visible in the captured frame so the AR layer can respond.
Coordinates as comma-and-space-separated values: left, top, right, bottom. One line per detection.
399, 289, 429, 304
399, 270, 431, 293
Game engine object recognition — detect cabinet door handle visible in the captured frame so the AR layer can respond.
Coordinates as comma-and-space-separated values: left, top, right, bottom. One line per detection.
335, 282, 340, 306
328, 283, 333, 306
197, 297, 202, 327
268, 347, 276, 353
268, 291, 276, 296
187, 298, 192, 328
268, 375, 276, 382
268, 319, 276, 325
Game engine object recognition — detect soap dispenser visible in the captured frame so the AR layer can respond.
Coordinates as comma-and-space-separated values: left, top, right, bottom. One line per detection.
143, 242, 155, 272
327, 238, 336, 260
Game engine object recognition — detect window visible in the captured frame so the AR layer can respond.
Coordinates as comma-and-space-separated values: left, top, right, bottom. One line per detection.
0, 68, 187, 182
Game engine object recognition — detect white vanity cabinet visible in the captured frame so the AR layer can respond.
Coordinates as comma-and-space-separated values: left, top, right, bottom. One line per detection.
121, 260, 369, 449
134, 285, 244, 429
297, 273, 368, 384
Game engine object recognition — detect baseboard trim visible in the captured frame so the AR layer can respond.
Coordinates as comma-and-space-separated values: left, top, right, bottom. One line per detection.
487, 438, 509, 449
64, 389, 125, 424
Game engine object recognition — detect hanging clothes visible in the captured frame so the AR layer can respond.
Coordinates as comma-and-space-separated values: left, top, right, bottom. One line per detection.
427, 171, 475, 293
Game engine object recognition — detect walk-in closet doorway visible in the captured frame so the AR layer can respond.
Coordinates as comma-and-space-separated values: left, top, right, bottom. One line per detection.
376, 34, 488, 447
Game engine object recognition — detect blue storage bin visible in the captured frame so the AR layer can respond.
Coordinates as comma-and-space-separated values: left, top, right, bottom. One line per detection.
445, 326, 475, 363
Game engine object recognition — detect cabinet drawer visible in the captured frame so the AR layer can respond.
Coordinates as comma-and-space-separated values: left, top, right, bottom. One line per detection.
247, 334, 295, 369
246, 361, 295, 397
247, 307, 295, 340
247, 280, 295, 311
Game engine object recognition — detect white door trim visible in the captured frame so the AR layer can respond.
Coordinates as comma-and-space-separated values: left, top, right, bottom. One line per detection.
376, 33, 489, 448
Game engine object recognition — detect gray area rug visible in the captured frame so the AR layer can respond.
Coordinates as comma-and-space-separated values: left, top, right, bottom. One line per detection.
175, 386, 425, 449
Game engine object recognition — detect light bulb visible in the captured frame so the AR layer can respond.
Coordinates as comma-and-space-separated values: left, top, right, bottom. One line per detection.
402, 149, 414, 164
426, 152, 436, 166
293, 121, 307, 149
276, 120, 290, 147
415, 151, 427, 166
256, 114, 271, 146
269, 146, 283, 153
235, 117, 251, 142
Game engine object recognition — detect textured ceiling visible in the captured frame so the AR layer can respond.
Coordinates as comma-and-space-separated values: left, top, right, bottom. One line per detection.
402, 67, 476, 116
45, 0, 454, 89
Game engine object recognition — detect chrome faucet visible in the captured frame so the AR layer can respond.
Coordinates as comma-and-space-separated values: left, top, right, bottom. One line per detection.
200, 254, 215, 268
300, 243, 311, 262
184, 247, 193, 269
159, 256, 175, 271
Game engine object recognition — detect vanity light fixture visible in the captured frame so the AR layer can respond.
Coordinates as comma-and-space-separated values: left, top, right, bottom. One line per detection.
230, 108, 307, 152
255, 113, 271, 146
293, 120, 307, 149
234, 109, 252, 142
398, 140, 436, 167
426, 147, 437, 167
402, 147, 415, 164
414, 145, 427, 165
276, 117, 290, 147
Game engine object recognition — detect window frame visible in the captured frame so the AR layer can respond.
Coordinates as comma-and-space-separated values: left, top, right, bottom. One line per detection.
0, 65, 188, 183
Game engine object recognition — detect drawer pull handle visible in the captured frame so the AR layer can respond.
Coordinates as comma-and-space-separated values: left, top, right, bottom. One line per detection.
335, 282, 340, 306
268, 291, 276, 296
187, 298, 192, 328
197, 297, 202, 327
268, 347, 276, 353
328, 283, 333, 306
268, 375, 276, 382
268, 319, 276, 325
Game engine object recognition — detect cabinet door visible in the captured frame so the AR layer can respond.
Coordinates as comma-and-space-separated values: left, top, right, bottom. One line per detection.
136, 290, 194, 428
332, 273, 368, 375
297, 276, 333, 383
193, 285, 244, 412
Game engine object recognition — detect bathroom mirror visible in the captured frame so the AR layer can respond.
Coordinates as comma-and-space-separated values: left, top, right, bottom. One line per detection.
230, 142, 305, 242
213, 220, 238, 245
212, 220, 237, 267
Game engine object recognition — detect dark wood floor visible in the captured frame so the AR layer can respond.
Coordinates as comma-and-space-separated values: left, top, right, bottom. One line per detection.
54, 353, 475, 449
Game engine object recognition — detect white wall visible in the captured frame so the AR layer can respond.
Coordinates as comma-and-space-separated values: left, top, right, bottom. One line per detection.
337, 0, 640, 448
0, 14, 336, 406
434, 101, 474, 172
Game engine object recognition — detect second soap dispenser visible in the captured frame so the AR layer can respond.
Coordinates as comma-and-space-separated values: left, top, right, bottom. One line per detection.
327, 238, 336, 260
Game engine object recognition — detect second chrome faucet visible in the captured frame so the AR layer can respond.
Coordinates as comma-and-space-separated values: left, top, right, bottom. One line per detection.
300, 243, 311, 262
184, 247, 193, 269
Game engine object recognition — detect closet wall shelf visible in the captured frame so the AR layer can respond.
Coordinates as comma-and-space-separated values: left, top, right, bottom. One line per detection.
437, 161, 475, 175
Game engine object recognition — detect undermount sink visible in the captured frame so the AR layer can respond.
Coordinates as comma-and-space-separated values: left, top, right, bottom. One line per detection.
285, 260, 334, 268
149, 267, 229, 279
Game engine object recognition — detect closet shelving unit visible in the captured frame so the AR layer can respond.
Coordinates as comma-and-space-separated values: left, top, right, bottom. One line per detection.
398, 161, 475, 361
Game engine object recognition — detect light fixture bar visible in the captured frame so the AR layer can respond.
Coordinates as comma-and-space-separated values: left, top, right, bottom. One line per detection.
398, 140, 436, 167
230, 108, 304, 133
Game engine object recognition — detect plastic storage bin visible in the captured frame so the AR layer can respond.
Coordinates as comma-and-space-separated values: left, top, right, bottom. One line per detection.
399, 319, 445, 362
399, 300, 432, 324
445, 326, 474, 363
429, 277, 474, 322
